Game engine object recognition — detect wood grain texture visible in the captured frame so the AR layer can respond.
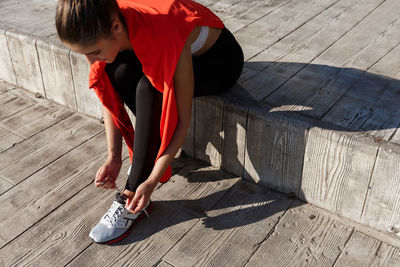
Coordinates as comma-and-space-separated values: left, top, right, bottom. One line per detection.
369, 241, 400, 267
195, 96, 224, 167
70, 51, 103, 119
0, 91, 36, 120
244, 102, 309, 195
361, 146, 400, 232
0, 132, 107, 248
5, 30, 44, 94
0, 81, 15, 95
300, 128, 378, 222
36, 40, 77, 109
334, 231, 382, 267
221, 99, 248, 177
0, 113, 103, 185
251, 0, 384, 76
0, 158, 130, 266
181, 101, 195, 158
313, 0, 400, 70
0, 101, 73, 139
246, 201, 352, 266
153, 158, 241, 218
0, 176, 13, 195
163, 180, 292, 267
234, 0, 338, 60
0, 29, 16, 85
209, 0, 292, 33
0, 126, 23, 153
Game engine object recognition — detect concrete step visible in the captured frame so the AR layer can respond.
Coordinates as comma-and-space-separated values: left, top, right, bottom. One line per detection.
0, 0, 399, 239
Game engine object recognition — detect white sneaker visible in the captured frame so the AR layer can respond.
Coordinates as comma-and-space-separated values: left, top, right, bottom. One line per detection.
89, 193, 151, 244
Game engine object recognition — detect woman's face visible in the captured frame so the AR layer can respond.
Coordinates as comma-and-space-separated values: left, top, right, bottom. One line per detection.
64, 37, 121, 64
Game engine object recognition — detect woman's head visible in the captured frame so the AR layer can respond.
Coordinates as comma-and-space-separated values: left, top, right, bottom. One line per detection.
56, 0, 127, 63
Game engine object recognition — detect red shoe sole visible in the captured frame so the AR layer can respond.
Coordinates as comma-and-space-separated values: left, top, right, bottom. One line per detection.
97, 202, 153, 245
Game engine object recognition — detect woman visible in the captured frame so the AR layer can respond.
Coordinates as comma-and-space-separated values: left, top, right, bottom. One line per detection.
56, 0, 243, 244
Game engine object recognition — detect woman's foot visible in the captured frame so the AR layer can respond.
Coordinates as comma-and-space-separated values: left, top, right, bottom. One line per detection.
89, 192, 152, 244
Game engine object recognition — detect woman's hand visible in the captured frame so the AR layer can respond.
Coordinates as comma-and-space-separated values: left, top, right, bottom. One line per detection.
94, 156, 122, 189
125, 179, 158, 214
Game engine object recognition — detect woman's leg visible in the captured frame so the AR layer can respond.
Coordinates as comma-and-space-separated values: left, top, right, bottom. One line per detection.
105, 50, 163, 193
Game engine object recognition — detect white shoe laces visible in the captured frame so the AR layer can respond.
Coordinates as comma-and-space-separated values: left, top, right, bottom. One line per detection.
102, 201, 126, 227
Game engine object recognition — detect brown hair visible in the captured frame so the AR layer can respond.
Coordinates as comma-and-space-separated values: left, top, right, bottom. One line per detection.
55, 0, 124, 45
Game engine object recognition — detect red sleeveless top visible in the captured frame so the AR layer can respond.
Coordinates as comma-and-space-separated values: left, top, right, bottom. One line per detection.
88, 0, 224, 182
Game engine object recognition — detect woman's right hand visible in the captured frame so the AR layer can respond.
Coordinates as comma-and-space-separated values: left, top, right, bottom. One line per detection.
95, 156, 122, 189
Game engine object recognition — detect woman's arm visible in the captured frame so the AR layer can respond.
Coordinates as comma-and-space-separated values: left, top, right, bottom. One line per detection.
94, 105, 123, 189
128, 39, 194, 213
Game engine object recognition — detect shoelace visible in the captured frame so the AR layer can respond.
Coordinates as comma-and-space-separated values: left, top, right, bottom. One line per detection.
103, 201, 125, 227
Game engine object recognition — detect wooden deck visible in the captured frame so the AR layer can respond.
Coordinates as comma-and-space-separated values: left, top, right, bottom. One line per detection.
0, 84, 400, 266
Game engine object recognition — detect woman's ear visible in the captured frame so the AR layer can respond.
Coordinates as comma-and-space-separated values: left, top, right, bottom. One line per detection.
111, 15, 123, 37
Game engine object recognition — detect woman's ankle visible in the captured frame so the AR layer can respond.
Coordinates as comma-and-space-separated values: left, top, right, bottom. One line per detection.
122, 189, 135, 199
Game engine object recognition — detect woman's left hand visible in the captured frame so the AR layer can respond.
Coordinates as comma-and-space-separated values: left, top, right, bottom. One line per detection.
125, 180, 158, 214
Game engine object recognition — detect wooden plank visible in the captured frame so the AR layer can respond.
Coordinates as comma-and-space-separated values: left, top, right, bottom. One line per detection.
246, 201, 353, 266
0, 127, 23, 153
313, 0, 400, 70
221, 98, 249, 177
0, 132, 107, 248
369, 241, 400, 267
36, 39, 77, 109
70, 51, 103, 119
0, 29, 16, 85
5, 30, 45, 95
152, 158, 241, 217
0, 113, 103, 185
0, 176, 13, 195
195, 96, 224, 167
334, 231, 381, 266
163, 179, 292, 266
156, 261, 175, 267
0, 154, 117, 266
234, 0, 338, 61
244, 102, 309, 195
300, 128, 378, 223
0, 101, 73, 139
369, 43, 400, 79
361, 145, 400, 233
181, 102, 195, 158
251, 0, 384, 77
209, 0, 292, 33
0, 91, 36, 120
0, 81, 15, 95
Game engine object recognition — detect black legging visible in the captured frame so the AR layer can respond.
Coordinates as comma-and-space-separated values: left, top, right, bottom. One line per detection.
105, 27, 244, 192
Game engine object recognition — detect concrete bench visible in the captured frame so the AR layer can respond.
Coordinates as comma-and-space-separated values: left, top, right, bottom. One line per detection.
0, 0, 399, 238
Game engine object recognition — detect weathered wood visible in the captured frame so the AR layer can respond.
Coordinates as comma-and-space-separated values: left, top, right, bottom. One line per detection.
5, 30, 44, 95
0, 101, 73, 139
369, 241, 400, 267
0, 132, 107, 248
246, 201, 353, 266
181, 102, 195, 158
234, 0, 338, 60
156, 261, 175, 267
0, 29, 16, 85
0, 81, 15, 95
361, 145, 400, 233
313, 0, 400, 70
152, 158, 241, 217
221, 99, 248, 177
369, 42, 400, 79
252, 0, 384, 76
69, 51, 103, 119
334, 231, 382, 266
0, 126, 23, 153
0, 91, 36, 120
244, 102, 309, 195
0, 113, 103, 185
195, 96, 224, 167
0, 176, 13, 195
300, 128, 378, 222
163, 180, 292, 266
36, 40, 77, 109
209, 0, 292, 33
0, 158, 130, 266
